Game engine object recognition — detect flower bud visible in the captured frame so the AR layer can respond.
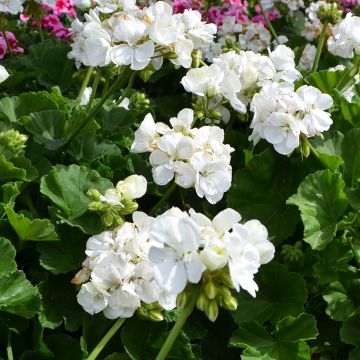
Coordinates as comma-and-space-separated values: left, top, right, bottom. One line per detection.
204, 280, 217, 300
196, 293, 208, 311
87, 189, 101, 201
317, 3, 342, 25
116, 175, 147, 200
149, 310, 164, 322
0, 130, 27, 154
206, 300, 219, 322
191, 49, 202, 68
176, 291, 188, 309
165, 51, 178, 60
222, 295, 238, 311
103, 212, 114, 227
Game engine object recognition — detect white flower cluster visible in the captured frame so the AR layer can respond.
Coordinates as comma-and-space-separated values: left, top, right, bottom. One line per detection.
301, 1, 324, 41
260, 0, 304, 13
249, 83, 333, 155
131, 108, 233, 204
68, 1, 216, 70
0, 0, 23, 14
75, 207, 275, 318
328, 13, 360, 59
181, 45, 301, 118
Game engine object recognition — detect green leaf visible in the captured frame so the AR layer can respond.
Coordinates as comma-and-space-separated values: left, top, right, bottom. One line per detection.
0, 92, 58, 123
227, 149, 301, 244
38, 275, 85, 332
0, 237, 17, 276
100, 105, 137, 134
6, 206, 58, 242
0, 155, 26, 183
230, 314, 317, 360
287, 170, 348, 250
68, 134, 122, 162
233, 262, 307, 325
342, 128, 360, 187
308, 131, 344, 171
0, 270, 41, 318
40, 164, 113, 219
306, 70, 342, 95
23, 110, 69, 150
340, 317, 360, 360
323, 291, 355, 321
37, 226, 86, 274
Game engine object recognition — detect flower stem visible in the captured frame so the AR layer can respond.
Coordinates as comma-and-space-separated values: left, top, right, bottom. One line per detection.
117, 71, 136, 105
86, 69, 101, 112
311, 20, 329, 73
87, 318, 126, 360
1, 30, 13, 58
149, 182, 177, 216
60, 68, 130, 152
155, 287, 199, 360
335, 55, 360, 92
77, 66, 94, 101
259, 3, 279, 45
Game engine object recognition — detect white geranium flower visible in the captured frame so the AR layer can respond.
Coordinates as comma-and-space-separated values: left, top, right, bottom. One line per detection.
149, 132, 195, 187
224, 227, 261, 297
296, 85, 333, 137
116, 175, 147, 200
110, 18, 154, 70
131, 113, 168, 153
77, 282, 109, 314
238, 22, 271, 53
328, 13, 360, 58
149, 215, 205, 295
263, 112, 301, 155
0, 65, 9, 83
169, 108, 193, 133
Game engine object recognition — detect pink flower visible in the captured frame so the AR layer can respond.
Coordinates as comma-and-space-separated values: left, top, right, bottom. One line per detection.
0, 32, 24, 58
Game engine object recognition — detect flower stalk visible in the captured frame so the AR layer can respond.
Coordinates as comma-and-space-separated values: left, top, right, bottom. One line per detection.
77, 66, 94, 101
311, 20, 329, 73
155, 287, 199, 360
149, 182, 177, 216
87, 318, 126, 360
259, 2, 279, 45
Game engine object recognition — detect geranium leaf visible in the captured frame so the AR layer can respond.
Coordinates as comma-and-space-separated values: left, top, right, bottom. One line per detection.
287, 170, 348, 250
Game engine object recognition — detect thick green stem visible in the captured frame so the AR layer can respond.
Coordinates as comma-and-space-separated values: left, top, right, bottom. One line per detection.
2, 30, 13, 58
61, 69, 130, 152
311, 20, 329, 73
149, 182, 177, 216
117, 71, 136, 105
87, 318, 126, 360
259, 3, 279, 45
7, 337, 13, 360
77, 66, 94, 101
86, 69, 101, 112
155, 288, 199, 360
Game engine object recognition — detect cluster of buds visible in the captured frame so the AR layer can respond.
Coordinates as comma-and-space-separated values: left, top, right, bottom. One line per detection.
87, 175, 147, 227
317, 2, 342, 25
0, 130, 27, 155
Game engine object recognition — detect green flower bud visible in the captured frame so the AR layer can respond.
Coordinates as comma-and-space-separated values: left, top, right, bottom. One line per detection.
136, 306, 148, 318
176, 291, 188, 309
191, 49, 202, 68
88, 201, 107, 211
300, 138, 311, 158
196, 293, 208, 311
87, 189, 101, 201
281, 244, 304, 266
219, 270, 234, 289
204, 280, 217, 300
206, 301, 219, 322
0, 130, 27, 154
103, 212, 114, 227
139, 64, 154, 82
148, 310, 164, 322
165, 51, 178, 60
317, 3, 342, 25
222, 295, 238, 311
